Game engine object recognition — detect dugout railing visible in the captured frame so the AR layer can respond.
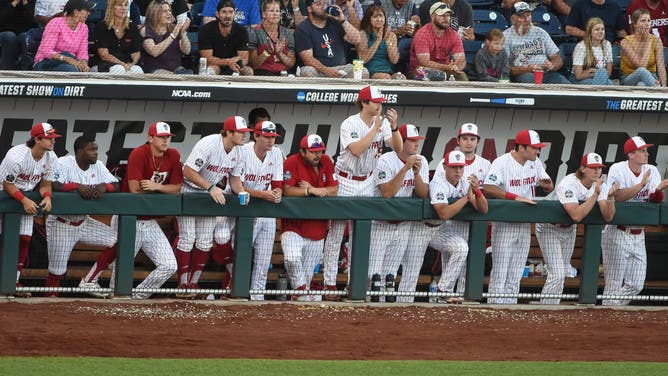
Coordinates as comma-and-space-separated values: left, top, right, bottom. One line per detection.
0, 193, 664, 304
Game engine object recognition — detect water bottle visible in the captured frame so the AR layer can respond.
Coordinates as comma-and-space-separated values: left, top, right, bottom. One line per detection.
429, 276, 438, 303
448, 73, 456, 82
370, 273, 381, 302
198, 57, 207, 75
385, 274, 396, 303
276, 273, 288, 301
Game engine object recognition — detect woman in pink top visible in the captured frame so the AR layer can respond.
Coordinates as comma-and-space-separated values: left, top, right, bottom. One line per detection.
34, 0, 91, 72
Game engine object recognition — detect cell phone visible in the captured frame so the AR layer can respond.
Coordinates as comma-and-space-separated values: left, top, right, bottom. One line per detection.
325, 6, 340, 17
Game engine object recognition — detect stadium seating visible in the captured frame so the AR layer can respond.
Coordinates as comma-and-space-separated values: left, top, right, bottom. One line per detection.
472, 9, 509, 41
190, 0, 205, 30
559, 42, 576, 79
531, 7, 571, 42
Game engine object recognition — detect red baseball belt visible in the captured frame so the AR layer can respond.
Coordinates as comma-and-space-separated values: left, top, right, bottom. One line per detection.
55, 217, 84, 227
337, 171, 371, 181
616, 225, 642, 235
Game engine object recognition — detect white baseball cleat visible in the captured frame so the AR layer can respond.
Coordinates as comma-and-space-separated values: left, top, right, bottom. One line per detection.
78, 279, 110, 298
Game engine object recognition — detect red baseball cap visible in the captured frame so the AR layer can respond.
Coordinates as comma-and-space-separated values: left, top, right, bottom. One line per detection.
581, 153, 605, 168
223, 116, 252, 132
399, 124, 425, 140
148, 121, 175, 137
30, 122, 61, 139
300, 134, 327, 151
515, 129, 546, 148
255, 120, 280, 137
458, 123, 480, 137
444, 151, 466, 167
358, 85, 386, 103
624, 136, 653, 154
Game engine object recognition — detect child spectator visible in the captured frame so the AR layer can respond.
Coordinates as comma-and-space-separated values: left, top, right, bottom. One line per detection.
474, 28, 509, 82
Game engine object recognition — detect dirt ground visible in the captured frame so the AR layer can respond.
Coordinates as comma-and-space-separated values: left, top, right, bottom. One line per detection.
1, 299, 667, 361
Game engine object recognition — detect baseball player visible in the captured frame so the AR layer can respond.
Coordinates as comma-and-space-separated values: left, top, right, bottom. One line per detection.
368, 124, 429, 301
429, 123, 492, 296
429, 151, 488, 303
281, 134, 338, 301
174, 116, 253, 295
483, 129, 554, 304
321, 85, 403, 301
45, 136, 120, 297
601, 136, 668, 305
535, 153, 618, 304
229, 120, 284, 301
81, 122, 181, 299
0, 122, 59, 297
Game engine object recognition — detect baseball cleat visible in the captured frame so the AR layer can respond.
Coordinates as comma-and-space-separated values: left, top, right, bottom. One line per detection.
322, 285, 340, 302
78, 279, 110, 299
175, 283, 196, 299
14, 282, 31, 298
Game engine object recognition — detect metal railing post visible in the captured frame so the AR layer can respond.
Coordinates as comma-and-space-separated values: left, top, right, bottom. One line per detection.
465, 220, 488, 301
579, 224, 603, 304
0, 213, 20, 295
115, 215, 137, 296
231, 217, 255, 299
348, 220, 372, 301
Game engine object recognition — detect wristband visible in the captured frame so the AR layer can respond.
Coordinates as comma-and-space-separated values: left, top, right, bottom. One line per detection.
41, 191, 52, 198
504, 192, 518, 200
305, 187, 310, 196
207, 184, 215, 192
105, 183, 115, 192
12, 190, 26, 202
474, 189, 483, 198
391, 127, 398, 132
63, 182, 79, 192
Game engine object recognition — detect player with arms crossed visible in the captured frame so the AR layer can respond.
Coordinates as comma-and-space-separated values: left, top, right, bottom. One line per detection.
483, 129, 554, 304
281, 134, 338, 301
0, 122, 59, 297
370, 124, 429, 301
46, 136, 120, 297
174, 116, 253, 295
601, 136, 668, 305
81, 122, 181, 299
429, 150, 488, 303
229, 120, 283, 301
535, 153, 618, 304
321, 85, 403, 301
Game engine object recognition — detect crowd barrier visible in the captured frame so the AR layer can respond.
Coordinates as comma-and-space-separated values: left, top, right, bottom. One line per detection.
1, 192, 664, 304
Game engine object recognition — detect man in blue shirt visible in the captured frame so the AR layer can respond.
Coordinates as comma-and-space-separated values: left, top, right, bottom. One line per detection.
202, 0, 261, 27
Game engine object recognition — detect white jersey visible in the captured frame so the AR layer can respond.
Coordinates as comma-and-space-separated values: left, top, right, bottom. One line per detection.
607, 161, 661, 203
433, 154, 491, 186
182, 134, 241, 193
430, 172, 470, 234
336, 113, 394, 176
54, 155, 118, 221
552, 173, 609, 205
483, 152, 549, 198
232, 142, 283, 191
0, 144, 58, 191
373, 152, 429, 197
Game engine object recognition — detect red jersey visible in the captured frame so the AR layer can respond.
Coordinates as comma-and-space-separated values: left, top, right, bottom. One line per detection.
123, 143, 183, 219
281, 153, 337, 240
626, 0, 668, 47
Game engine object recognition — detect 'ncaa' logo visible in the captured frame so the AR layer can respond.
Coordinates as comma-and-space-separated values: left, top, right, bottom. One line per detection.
297, 91, 306, 102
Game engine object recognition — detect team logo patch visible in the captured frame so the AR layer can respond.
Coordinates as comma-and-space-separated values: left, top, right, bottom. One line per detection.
195, 158, 204, 168
564, 190, 573, 198
53, 172, 60, 180
5, 174, 15, 183
488, 174, 497, 182
350, 131, 359, 139
378, 171, 386, 180
436, 192, 445, 200
284, 171, 292, 181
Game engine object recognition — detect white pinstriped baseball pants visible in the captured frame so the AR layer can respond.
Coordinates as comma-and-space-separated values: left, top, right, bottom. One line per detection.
535, 223, 577, 304
488, 222, 531, 304
280, 231, 323, 289
250, 217, 276, 301
397, 221, 440, 303
601, 225, 646, 306
368, 220, 411, 289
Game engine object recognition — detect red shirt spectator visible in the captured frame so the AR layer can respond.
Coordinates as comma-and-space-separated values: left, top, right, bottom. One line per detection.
626, 0, 668, 47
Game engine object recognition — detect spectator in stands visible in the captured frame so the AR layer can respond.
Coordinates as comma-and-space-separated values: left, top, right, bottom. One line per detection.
94, 0, 143, 74
408, 3, 467, 81
33, 0, 92, 72
504, 2, 569, 84
202, 0, 260, 27
620, 8, 666, 86
357, 5, 402, 79
418, 0, 474, 41
34, 0, 68, 27
625, 0, 668, 47
570, 17, 613, 85
327, 0, 363, 29
295, 0, 366, 78
140, 0, 192, 74
565, 0, 626, 43
279, 0, 306, 29
0, 0, 35, 70
199, 0, 254, 75
249, 0, 296, 75
475, 28, 510, 82
380, 0, 419, 75
135, 0, 189, 23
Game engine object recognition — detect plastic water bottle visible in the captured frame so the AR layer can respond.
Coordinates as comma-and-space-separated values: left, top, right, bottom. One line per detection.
276, 273, 288, 301
448, 74, 456, 82
429, 276, 438, 303
385, 274, 396, 303
371, 273, 381, 302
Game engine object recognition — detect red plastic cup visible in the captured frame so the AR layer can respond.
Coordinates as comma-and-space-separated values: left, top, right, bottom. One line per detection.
533, 69, 544, 84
